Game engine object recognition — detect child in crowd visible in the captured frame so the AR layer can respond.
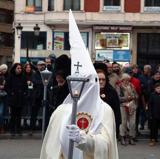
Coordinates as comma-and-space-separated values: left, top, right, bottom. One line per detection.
148, 82, 160, 146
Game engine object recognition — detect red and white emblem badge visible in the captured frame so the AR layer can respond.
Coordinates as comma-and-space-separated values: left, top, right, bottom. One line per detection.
76, 112, 92, 133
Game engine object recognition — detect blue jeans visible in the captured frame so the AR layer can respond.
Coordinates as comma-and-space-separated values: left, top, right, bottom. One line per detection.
0, 101, 4, 126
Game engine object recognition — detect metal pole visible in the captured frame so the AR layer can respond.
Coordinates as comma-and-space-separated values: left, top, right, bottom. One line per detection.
26, 33, 29, 62
68, 97, 78, 159
42, 85, 47, 139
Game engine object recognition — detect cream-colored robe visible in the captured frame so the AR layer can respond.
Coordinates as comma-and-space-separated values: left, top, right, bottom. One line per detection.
40, 104, 119, 159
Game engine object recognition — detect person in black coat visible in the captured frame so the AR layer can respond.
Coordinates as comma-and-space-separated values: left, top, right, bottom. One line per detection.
46, 70, 69, 129
29, 60, 46, 135
49, 70, 69, 110
148, 82, 160, 146
23, 63, 35, 129
0, 65, 8, 133
6, 63, 27, 136
94, 62, 121, 139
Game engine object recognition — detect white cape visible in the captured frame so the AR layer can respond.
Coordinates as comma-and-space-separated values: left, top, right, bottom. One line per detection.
40, 101, 119, 159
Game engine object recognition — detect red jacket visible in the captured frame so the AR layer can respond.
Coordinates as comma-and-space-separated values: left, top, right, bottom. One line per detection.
130, 77, 141, 96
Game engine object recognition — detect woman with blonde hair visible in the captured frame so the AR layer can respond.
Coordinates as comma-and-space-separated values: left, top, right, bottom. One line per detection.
117, 73, 138, 145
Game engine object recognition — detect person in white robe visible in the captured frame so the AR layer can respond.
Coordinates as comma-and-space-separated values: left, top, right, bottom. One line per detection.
40, 10, 119, 159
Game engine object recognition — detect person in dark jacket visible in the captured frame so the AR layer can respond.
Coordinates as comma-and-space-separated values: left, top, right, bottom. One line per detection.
140, 65, 153, 128
48, 70, 69, 110
94, 62, 121, 139
46, 70, 69, 129
151, 71, 160, 89
23, 62, 35, 129
148, 82, 160, 146
29, 60, 46, 135
6, 63, 27, 136
0, 65, 8, 133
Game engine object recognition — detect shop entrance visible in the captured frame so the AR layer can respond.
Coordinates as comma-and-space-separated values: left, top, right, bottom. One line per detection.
137, 33, 160, 67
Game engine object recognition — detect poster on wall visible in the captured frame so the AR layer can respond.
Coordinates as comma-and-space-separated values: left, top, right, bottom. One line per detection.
96, 50, 113, 62
96, 50, 131, 62
95, 33, 130, 50
113, 50, 131, 62
54, 32, 64, 50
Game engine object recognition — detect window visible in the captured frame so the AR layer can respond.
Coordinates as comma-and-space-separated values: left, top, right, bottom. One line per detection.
104, 0, 120, 6
145, 0, 160, 6
0, 10, 13, 24
26, 0, 42, 11
103, 0, 121, 11
64, 0, 80, 10
137, 33, 160, 66
0, 32, 13, 47
21, 32, 46, 50
144, 0, 160, 12
53, 32, 89, 50
48, 0, 54, 11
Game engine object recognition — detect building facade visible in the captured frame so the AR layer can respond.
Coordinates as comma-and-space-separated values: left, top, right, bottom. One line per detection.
14, 0, 160, 66
0, 0, 14, 64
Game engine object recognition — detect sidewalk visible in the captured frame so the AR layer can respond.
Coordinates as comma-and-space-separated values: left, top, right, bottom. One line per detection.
0, 131, 42, 140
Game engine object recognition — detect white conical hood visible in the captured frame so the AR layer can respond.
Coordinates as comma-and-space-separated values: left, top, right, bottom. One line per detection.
69, 10, 97, 76
63, 9, 102, 118
60, 10, 105, 159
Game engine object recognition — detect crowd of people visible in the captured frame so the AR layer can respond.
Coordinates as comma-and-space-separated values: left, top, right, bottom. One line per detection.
0, 54, 159, 147
95, 62, 160, 146
0, 54, 71, 137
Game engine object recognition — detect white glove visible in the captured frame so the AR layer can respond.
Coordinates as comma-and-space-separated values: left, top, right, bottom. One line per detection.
66, 124, 81, 143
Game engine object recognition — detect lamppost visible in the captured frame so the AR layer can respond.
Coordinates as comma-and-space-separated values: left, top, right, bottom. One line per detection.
33, 24, 40, 36
16, 23, 23, 38
15, 23, 40, 62
66, 62, 88, 159
40, 68, 52, 138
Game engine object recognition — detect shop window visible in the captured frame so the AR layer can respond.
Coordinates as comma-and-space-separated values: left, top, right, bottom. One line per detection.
95, 32, 130, 50
26, 0, 42, 12
137, 33, 160, 66
64, 0, 80, 10
53, 32, 89, 50
48, 0, 54, 11
21, 32, 46, 50
103, 0, 121, 11
144, 0, 160, 12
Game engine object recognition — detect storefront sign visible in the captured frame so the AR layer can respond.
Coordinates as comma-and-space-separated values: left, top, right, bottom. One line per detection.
93, 26, 132, 31
113, 50, 131, 62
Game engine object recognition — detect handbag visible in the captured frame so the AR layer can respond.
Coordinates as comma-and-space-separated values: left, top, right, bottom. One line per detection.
124, 101, 136, 115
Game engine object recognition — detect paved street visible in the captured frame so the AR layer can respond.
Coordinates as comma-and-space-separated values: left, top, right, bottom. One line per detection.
118, 140, 160, 159
0, 139, 41, 159
0, 134, 160, 159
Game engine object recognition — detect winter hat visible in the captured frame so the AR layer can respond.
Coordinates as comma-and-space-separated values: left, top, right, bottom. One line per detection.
0, 64, 8, 72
